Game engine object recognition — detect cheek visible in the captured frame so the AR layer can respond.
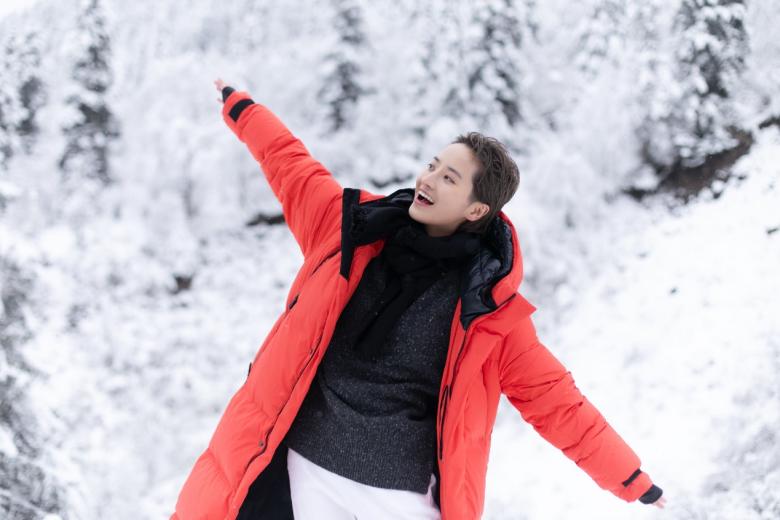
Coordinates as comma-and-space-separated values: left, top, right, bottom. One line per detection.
432, 199, 457, 219
440, 192, 464, 213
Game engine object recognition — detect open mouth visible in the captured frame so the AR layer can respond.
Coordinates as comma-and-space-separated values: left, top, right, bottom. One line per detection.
416, 192, 434, 206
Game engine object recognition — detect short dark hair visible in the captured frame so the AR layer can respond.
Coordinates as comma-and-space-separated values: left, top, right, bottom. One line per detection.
452, 132, 520, 234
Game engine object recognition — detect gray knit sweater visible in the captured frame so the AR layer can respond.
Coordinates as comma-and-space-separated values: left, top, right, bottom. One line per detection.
283, 250, 461, 493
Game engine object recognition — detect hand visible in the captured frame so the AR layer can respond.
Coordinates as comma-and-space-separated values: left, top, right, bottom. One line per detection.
214, 78, 228, 103
652, 495, 667, 508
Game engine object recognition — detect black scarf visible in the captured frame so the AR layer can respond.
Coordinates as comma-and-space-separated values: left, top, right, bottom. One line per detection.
348, 202, 481, 360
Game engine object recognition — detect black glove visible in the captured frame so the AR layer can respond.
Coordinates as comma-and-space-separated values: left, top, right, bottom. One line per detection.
639, 484, 663, 504
221, 86, 235, 102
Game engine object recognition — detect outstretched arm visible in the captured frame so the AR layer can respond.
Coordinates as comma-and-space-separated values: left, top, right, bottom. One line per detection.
498, 314, 664, 506
214, 79, 343, 258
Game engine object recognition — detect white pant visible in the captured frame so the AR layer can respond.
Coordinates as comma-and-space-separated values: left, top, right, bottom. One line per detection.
286, 446, 441, 519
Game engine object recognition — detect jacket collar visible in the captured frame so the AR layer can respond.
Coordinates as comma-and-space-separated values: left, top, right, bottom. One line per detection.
339, 187, 524, 329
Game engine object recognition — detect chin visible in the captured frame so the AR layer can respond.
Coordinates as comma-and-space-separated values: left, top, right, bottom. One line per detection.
408, 206, 428, 223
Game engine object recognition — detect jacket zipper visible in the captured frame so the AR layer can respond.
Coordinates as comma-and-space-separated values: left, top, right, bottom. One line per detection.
438, 293, 517, 461
438, 332, 467, 460
242, 248, 341, 476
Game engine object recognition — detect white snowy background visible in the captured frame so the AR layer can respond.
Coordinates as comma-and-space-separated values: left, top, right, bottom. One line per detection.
1, 0, 778, 519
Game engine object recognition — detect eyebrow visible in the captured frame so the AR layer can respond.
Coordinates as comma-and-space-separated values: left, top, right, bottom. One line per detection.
433, 156, 463, 180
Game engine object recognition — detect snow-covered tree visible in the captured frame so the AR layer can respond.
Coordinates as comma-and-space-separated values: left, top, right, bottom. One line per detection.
0, 30, 46, 170
393, 0, 535, 158
641, 0, 749, 168
386, 0, 460, 175
462, 0, 533, 131
59, 0, 120, 185
0, 51, 16, 171
573, 0, 629, 78
316, 0, 375, 134
0, 258, 64, 519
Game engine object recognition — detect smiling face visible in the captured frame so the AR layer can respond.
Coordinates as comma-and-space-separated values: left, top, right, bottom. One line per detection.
409, 143, 491, 237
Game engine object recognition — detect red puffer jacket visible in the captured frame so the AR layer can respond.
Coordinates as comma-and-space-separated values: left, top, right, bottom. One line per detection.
169, 88, 659, 520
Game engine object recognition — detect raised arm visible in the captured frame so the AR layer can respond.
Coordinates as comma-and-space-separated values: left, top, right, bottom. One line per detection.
218, 82, 343, 258
498, 314, 663, 505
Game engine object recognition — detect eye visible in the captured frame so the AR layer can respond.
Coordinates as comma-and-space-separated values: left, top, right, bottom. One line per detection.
445, 175, 454, 183
427, 163, 434, 171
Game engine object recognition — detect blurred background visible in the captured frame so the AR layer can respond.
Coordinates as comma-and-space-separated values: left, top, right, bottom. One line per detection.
0, 0, 778, 518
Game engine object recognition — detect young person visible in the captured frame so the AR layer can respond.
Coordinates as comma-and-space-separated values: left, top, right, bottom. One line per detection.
168, 79, 666, 520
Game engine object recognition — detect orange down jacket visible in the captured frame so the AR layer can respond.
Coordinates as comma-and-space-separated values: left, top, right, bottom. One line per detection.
169, 89, 658, 520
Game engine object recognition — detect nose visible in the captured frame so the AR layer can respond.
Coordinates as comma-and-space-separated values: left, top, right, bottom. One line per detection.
419, 179, 434, 195
420, 171, 436, 191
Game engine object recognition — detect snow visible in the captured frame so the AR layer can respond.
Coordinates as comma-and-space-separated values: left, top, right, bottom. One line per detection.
0, 0, 41, 19
0, 0, 778, 519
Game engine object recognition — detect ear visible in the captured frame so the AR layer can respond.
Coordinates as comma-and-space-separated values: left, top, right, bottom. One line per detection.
465, 201, 490, 222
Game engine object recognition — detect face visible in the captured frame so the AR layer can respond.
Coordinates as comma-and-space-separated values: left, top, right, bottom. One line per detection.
409, 143, 490, 237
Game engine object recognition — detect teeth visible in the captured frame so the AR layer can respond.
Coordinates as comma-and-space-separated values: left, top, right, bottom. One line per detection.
419, 191, 434, 204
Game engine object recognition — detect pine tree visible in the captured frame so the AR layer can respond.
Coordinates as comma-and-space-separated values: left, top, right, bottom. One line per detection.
59, 0, 120, 185
316, 0, 374, 133
0, 46, 16, 171
0, 258, 65, 519
642, 0, 749, 168
390, 0, 534, 179
394, 0, 461, 159
15, 32, 45, 155
429, 2, 470, 122
461, 0, 535, 133
0, 30, 46, 169
573, 0, 629, 78
674, 0, 748, 164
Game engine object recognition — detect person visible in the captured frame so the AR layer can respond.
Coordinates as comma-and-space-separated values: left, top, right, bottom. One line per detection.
168, 79, 666, 520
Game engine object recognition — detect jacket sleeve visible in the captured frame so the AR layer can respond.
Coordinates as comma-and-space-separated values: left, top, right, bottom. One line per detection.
220, 86, 343, 258
498, 314, 661, 504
